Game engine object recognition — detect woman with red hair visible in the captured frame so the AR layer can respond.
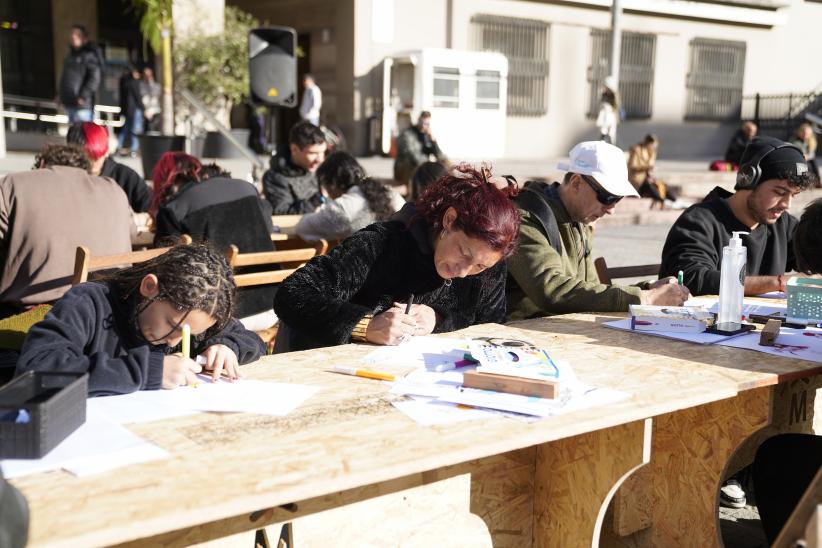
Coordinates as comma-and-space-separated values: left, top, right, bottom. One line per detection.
150, 152, 277, 319
66, 121, 151, 213
273, 164, 520, 352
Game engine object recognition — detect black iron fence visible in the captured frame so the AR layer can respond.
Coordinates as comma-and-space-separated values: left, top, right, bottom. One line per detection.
740, 91, 822, 140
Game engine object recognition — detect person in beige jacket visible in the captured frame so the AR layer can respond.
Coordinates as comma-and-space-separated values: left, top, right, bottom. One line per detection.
0, 144, 133, 317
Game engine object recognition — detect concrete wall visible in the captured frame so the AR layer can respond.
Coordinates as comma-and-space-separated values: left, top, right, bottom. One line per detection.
174, 0, 225, 40
231, 0, 822, 160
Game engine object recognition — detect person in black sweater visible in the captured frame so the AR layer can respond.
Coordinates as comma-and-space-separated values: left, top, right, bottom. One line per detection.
725, 121, 757, 166
67, 121, 152, 213
151, 153, 276, 318
15, 244, 265, 396
262, 121, 327, 214
273, 165, 520, 353
660, 137, 816, 296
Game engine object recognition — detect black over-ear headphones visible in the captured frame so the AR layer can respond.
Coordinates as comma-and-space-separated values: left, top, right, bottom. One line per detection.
736, 140, 804, 190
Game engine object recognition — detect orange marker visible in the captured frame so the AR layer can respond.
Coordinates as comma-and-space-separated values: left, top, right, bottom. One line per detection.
333, 365, 395, 382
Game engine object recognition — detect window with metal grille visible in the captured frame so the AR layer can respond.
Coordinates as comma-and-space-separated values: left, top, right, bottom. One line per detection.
433, 67, 460, 108
470, 14, 549, 117
587, 29, 656, 119
685, 38, 746, 121
476, 70, 501, 110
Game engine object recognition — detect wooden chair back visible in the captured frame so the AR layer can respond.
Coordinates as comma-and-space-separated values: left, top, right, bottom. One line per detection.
72, 235, 193, 286
773, 466, 822, 548
226, 239, 328, 288
594, 257, 660, 285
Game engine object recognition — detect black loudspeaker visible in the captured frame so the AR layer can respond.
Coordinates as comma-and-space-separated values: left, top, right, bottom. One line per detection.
249, 27, 297, 107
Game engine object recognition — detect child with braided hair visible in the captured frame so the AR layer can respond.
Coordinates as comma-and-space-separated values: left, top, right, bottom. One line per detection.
15, 244, 265, 396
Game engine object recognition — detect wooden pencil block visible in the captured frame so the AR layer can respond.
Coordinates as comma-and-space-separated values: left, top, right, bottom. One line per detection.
462, 371, 559, 399
760, 319, 781, 346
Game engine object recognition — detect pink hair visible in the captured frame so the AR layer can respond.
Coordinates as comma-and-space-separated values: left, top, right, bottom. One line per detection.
81, 122, 109, 160
150, 152, 203, 218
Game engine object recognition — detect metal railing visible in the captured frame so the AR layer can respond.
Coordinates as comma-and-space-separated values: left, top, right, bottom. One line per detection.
470, 14, 550, 117
2, 94, 124, 133
741, 90, 822, 140
178, 89, 266, 180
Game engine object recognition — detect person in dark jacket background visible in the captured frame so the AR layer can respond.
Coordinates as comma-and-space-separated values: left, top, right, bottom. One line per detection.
57, 24, 103, 123
262, 121, 327, 214
15, 244, 265, 396
724, 121, 758, 167
151, 152, 276, 318
660, 137, 816, 296
273, 165, 520, 353
393, 111, 447, 188
116, 66, 144, 157
67, 121, 152, 213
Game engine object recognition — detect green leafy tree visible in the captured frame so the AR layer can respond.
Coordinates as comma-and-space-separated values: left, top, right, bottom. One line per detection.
174, 6, 260, 124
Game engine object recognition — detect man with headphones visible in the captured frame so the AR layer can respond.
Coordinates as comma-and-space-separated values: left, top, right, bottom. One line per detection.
660, 136, 816, 298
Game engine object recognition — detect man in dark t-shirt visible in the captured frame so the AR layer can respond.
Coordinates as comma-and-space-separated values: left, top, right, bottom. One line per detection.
660, 137, 817, 297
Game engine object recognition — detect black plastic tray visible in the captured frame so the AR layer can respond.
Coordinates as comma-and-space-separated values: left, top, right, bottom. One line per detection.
0, 372, 88, 459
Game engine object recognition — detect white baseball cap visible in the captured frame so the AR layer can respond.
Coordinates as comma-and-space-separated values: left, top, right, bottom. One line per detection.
557, 141, 639, 198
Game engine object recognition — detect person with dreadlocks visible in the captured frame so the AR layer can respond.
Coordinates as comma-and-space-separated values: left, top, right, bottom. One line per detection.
15, 244, 265, 396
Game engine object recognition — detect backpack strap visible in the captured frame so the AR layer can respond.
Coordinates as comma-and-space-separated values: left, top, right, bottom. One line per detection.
514, 181, 563, 256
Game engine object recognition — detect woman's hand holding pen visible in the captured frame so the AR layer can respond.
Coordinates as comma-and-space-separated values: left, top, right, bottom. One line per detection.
396, 303, 436, 336
366, 308, 417, 345
161, 354, 202, 389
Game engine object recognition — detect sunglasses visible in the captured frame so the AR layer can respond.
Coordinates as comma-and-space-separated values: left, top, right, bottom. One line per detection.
580, 175, 623, 206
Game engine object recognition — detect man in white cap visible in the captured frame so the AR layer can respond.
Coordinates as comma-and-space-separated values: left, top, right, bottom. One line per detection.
506, 141, 690, 319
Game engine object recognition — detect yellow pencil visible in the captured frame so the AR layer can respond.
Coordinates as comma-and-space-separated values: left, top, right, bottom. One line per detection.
181, 323, 191, 360
333, 365, 395, 382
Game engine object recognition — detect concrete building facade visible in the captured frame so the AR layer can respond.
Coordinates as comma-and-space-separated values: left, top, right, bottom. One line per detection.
230, 0, 822, 159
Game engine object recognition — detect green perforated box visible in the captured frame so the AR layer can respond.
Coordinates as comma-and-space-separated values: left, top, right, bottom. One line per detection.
787, 278, 822, 325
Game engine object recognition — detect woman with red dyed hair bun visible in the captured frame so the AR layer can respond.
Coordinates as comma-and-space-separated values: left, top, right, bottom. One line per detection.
66, 121, 152, 213
273, 164, 520, 353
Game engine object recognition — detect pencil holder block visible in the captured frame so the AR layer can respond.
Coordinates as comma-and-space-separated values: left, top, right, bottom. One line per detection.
0, 372, 87, 459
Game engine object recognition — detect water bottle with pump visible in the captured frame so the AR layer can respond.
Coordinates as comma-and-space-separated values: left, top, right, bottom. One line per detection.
716, 231, 750, 332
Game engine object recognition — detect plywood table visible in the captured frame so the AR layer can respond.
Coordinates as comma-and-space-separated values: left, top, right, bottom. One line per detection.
13, 314, 822, 547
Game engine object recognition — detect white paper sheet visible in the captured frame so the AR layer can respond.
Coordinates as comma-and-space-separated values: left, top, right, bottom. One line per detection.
87, 378, 320, 422
172, 378, 320, 415
437, 383, 630, 418
1, 409, 166, 479
756, 291, 787, 299
602, 318, 746, 344
390, 364, 627, 419
686, 297, 786, 319
87, 390, 199, 425
718, 326, 822, 364
362, 337, 473, 371
392, 397, 497, 426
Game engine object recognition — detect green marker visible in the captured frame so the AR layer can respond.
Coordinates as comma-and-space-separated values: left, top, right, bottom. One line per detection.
677, 270, 684, 285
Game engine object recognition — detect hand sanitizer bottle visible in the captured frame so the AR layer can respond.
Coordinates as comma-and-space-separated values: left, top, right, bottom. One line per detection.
718, 231, 748, 326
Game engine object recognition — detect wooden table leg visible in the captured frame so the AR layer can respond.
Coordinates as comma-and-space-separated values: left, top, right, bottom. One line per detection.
467, 419, 652, 548
533, 419, 652, 547
605, 387, 770, 547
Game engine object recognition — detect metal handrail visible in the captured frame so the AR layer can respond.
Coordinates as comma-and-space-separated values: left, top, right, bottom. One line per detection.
177, 89, 265, 180
2, 94, 124, 129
